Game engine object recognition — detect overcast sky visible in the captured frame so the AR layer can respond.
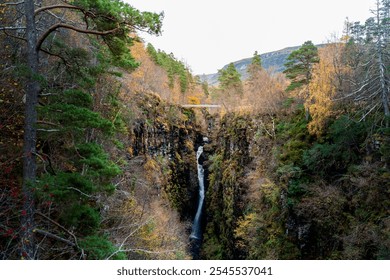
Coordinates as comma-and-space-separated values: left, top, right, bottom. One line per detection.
127, 0, 375, 74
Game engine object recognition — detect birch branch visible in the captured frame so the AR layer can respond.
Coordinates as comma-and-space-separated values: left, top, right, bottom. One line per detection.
34, 228, 76, 247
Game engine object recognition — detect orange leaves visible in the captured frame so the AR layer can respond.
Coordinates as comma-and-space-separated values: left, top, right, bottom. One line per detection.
130, 41, 147, 60
119, 40, 209, 109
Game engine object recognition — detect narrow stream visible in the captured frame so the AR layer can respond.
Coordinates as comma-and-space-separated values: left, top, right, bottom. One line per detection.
190, 145, 205, 240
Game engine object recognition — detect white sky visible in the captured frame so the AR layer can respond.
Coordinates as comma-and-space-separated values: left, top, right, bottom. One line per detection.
126, 0, 375, 74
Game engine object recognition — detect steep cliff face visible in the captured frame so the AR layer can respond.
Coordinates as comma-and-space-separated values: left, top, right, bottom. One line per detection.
127, 92, 202, 217
201, 113, 254, 259
99, 90, 207, 260
199, 109, 390, 260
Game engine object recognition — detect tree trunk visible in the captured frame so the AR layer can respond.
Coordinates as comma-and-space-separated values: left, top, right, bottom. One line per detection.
377, 45, 390, 118
21, 0, 39, 259
375, 3, 390, 124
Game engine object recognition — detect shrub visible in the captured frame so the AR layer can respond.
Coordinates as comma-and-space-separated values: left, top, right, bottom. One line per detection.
80, 235, 126, 260
303, 116, 366, 175
60, 204, 100, 235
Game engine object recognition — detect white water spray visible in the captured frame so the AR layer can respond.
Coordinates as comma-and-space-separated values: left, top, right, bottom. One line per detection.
190, 146, 205, 240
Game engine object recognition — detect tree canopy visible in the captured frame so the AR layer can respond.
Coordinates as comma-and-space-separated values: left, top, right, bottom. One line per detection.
247, 51, 263, 81
283, 41, 319, 92
218, 62, 243, 96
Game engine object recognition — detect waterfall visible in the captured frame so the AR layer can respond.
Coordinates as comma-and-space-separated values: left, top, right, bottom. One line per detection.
190, 146, 205, 240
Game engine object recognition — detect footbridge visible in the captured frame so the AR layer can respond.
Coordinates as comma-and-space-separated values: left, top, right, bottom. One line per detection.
181, 104, 221, 108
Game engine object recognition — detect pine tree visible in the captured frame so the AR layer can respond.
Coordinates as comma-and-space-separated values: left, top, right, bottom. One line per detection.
147, 44, 191, 94
218, 63, 243, 96
283, 41, 319, 119
283, 41, 319, 92
247, 51, 263, 79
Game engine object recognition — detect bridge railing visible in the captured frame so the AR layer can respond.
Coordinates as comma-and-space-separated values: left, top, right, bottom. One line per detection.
181, 104, 221, 108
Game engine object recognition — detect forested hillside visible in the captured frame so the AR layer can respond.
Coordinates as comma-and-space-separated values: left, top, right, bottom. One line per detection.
198, 45, 304, 86
0, 0, 389, 260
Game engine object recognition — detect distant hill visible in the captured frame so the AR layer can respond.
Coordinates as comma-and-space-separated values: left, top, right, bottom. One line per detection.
198, 45, 324, 86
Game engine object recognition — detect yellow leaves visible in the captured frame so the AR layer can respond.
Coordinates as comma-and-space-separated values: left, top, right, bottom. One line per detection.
144, 157, 160, 174
127, 146, 133, 157
234, 212, 257, 251
187, 95, 200, 105
235, 213, 256, 238
307, 43, 349, 136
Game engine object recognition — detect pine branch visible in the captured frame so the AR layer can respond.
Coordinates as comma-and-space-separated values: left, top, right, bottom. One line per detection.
39, 48, 70, 66
36, 23, 120, 51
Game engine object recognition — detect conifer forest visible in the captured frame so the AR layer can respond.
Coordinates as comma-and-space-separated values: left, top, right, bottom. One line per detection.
0, 0, 389, 260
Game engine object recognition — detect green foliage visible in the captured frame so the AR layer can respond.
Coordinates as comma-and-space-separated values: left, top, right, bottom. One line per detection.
147, 43, 191, 93
303, 116, 366, 175
276, 109, 311, 166
74, 0, 163, 34
271, 101, 389, 259
61, 89, 93, 107
283, 41, 319, 92
218, 63, 243, 95
344, 1, 390, 119
72, 0, 163, 70
202, 115, 253, 259
378, 126, 390, 164
37, 172, 95, 202
282, 97, 295, 108
35, 40, 122, 245
247, 51, 263, 79
39, 81, 117, 136
60, 204, 101, 235
36, 173, 102, 237
47, 43, 102, 87
79, 235, 126, 260
77, 143, 121, 180
201, 81, 210, 96
201, 234, 224, 259
209, 153, 223, 187
40, 103, 114, 135
203, 151, 233, 259
251, 51, 262, 67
